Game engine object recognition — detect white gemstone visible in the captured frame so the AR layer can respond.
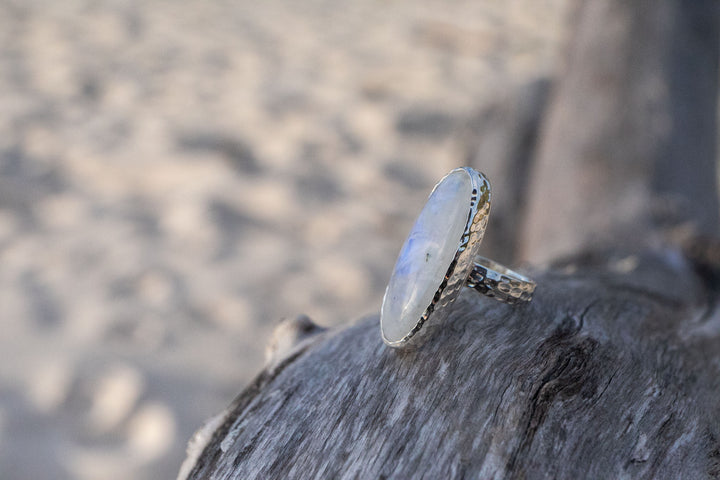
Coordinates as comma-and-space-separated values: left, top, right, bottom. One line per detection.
381, 169, 472, 343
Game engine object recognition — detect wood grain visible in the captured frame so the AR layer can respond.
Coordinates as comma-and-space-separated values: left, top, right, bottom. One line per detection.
181, 248, 720, 479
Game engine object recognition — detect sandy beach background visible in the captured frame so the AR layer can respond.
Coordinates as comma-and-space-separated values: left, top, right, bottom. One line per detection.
0, 1, 568, 478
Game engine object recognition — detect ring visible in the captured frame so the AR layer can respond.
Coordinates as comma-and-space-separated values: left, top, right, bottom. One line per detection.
380, 167, 535, 348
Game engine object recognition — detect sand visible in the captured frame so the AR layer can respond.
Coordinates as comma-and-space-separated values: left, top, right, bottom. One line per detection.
0, 1, 567, 478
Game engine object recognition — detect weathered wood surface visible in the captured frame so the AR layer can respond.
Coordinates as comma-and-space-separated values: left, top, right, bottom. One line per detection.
521, 0, 720, 263
178, 0, 720, 478
180, 248, 720, 479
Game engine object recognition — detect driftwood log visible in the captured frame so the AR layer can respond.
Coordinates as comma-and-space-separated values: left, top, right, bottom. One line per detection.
178, 0, 720, 478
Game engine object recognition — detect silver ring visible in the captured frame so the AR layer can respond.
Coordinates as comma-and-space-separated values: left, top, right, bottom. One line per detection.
468, 256, 535, 304
380, 167, 535, 348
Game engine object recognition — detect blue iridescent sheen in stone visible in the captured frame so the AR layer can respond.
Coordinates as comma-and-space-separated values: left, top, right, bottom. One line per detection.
381, 169, 472, 343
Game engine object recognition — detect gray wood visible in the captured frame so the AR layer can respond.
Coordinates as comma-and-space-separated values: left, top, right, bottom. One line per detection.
177, 0, 720, 478
180, 247, 720, 479
464, 78, 551, 266
521, 0, 719, 263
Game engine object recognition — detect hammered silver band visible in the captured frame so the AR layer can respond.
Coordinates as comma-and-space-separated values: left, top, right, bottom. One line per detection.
467, 256, 536, 304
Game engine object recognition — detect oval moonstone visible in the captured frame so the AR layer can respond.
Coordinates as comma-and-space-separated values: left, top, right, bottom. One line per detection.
381, 169, 473, 344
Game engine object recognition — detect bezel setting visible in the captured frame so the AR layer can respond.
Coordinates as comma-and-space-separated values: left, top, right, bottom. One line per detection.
381, 167, 491, 348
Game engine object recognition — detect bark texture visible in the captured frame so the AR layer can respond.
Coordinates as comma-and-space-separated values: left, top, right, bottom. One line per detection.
180, 248, 720, 479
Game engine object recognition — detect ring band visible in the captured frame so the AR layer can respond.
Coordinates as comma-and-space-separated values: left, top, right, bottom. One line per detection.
468, 256, 536, 304
380, 167, 535, 348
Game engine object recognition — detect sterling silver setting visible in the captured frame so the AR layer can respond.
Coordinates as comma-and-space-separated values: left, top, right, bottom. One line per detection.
380, 167, 535, 348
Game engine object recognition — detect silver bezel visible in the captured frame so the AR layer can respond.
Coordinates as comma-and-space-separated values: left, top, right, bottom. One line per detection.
382, 167, 491, 348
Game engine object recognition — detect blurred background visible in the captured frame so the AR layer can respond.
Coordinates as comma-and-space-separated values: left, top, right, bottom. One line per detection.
0, 1, 568, 478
